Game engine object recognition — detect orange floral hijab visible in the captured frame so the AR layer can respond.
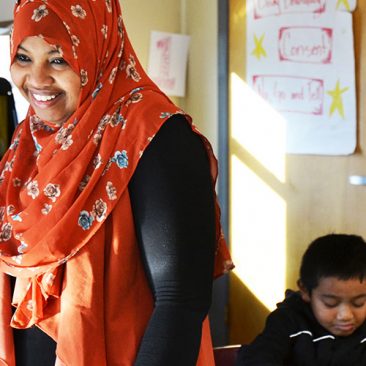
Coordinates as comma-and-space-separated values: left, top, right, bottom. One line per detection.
2, 0, 170, 272
0, 0, 233, 364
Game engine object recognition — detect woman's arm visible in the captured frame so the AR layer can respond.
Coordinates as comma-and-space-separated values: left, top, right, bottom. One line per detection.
129, 114, 216, 366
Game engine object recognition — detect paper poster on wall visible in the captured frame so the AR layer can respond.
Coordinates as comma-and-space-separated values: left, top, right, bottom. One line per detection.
147, 31, 190, 97
246, 0, 357, 155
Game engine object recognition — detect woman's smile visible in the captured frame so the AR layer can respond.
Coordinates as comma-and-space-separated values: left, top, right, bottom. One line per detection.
29, 90, 63, 109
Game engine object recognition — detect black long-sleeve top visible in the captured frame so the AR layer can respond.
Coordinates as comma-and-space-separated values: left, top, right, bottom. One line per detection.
11, 114, 216, 366
235, 290, 366, 366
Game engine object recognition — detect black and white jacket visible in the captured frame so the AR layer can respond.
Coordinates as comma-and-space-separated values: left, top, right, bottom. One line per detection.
235, 290, 366, 366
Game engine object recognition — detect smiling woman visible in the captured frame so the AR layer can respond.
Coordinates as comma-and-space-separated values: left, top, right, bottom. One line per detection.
11, 36, 81, 126
0, 1, 232, 366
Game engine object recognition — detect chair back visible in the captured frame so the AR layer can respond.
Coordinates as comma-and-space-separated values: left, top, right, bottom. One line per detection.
213, 345, 241, 366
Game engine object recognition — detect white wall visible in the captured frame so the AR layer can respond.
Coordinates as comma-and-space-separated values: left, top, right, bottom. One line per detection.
0, 0, 14, 22
184, 0, 218, 154
121, 0, 219, 154
121, 1, 181, 67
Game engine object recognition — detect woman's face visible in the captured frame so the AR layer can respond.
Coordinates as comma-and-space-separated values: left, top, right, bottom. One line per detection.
10, 36, 81, 126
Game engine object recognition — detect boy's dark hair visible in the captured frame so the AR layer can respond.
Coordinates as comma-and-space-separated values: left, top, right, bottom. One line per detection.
299, 233, 366, 293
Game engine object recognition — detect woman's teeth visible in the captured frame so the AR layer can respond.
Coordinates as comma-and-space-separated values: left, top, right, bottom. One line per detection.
33, 94, 57, 102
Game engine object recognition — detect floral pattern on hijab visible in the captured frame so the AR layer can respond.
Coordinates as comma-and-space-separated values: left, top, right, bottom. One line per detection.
2, 0, 174, 270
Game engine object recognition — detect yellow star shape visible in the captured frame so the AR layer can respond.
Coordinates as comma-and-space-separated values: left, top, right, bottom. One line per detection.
251, 34, 267, 60
336, 0, 351, 11
327, 80, 349, 119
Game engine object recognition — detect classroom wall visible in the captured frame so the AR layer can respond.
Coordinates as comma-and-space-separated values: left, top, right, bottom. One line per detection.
120, 1, 181, 67
0, 0, 13, 22
121, 0, 219, 154
228, 0, 366, 345
184, 1, 219, 154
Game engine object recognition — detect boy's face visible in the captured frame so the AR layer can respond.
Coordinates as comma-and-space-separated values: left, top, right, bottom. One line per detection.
300, 276, 366, 337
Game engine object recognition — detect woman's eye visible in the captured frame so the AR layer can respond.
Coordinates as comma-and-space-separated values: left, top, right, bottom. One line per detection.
51, 58, 67, 65
15, 53, 31, 63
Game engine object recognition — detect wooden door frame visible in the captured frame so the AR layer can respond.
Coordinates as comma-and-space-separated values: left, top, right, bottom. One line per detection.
209, 0, 230, 347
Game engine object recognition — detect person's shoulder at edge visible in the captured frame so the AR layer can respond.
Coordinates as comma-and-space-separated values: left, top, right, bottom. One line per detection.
267, 289, 311, 322
136, 112, 208, 167
234, 290, 303, 366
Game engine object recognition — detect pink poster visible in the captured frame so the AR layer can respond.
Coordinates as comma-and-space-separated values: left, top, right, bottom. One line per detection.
147, 31, 190, 97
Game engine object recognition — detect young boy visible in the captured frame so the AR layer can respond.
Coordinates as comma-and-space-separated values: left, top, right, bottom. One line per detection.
235, 233, 366, 366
